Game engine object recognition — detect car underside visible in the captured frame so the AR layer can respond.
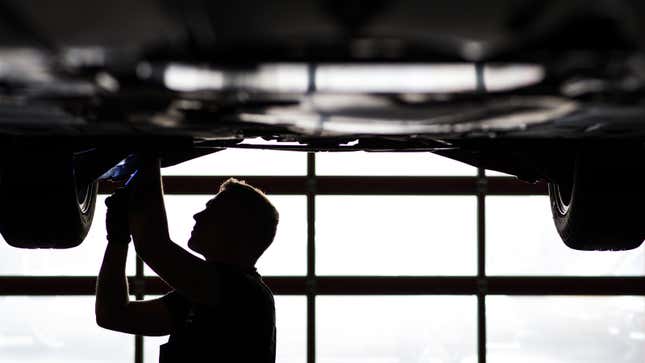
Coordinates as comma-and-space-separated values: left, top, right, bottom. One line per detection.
2, 0, 645, 251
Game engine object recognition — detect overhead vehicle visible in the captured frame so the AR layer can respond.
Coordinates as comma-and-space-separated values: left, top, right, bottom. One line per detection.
2, 0, 645, 251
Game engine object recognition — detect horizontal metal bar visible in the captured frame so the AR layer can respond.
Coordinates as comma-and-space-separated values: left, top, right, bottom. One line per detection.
320, 276, 645, 295
315, 276, 477, 295
0, 277, 308, 296
99, 177, 547, 196
486, 277, 645, 295
0, 276, 119, 295
486, 178, 547, 195
141, 277, 310, 295
99, 176, 307, 195
1, 276, 645, 296
314, 276, 645, 295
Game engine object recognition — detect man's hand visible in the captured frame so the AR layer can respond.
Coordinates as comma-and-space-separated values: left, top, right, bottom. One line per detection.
126, 155, 172, 252
127, 155, 162, 221
105, 188, 131, 245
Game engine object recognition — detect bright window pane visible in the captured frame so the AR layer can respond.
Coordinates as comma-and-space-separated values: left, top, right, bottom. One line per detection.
257, 197, 307, 276
0, 296, 133, 362
316, 152, 476, 176
145, 195, 306, 276
0, 196, 136, 276
486, 196, 645, 276
485, 169, 513, 177
317, 296, 477, 363
144, 296, 306, 363
316, 196, 477, 275
274, 296, 307, 363
488, 296, 645, 363
162, 148, 306, 176
144, 335, 165, 363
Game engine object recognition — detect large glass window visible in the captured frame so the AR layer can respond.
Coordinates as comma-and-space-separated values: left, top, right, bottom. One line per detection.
316, 152, 476, 176
487, 296, 645, 363
317, 296, 477, 363
3, 150, 642, 363
316, 196, 477, 276
486, 196, 645, 276
162, 146, 306, 176
0, 296, 133, 362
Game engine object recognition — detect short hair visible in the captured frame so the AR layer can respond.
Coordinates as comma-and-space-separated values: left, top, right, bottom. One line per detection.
215, 178, 279, 259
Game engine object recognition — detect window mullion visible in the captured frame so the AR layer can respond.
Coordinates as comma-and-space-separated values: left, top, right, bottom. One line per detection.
477, 168, 487, 363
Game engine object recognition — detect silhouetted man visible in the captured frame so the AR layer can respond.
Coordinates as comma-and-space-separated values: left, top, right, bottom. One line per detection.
95, 157, 278, 362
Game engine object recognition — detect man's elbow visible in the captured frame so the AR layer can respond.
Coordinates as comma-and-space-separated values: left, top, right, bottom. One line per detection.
95, 305, 126, 331
95, 310, 112, 330
95, 306, 114, 329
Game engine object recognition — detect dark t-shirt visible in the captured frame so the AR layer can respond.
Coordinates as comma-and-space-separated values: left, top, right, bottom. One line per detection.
158, 263, 276, 363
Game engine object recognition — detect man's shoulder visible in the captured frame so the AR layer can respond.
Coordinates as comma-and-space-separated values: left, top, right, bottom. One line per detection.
212, 264, 274, 305
212, 263, 264, 286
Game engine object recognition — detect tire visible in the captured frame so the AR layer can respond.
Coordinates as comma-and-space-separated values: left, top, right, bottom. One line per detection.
0, 151, 98, 248
548, 150, 645, 251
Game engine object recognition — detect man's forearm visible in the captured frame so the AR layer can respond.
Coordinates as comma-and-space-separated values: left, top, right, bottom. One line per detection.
96, 242, 130, 324
130, 158, 171, 252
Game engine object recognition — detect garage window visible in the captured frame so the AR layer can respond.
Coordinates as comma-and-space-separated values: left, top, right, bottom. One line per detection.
487, 196, 645, 276
0, 296, 133, 362
317, 296, 477, 363
487, 296, 645, 363
316, 151, 477, 176
316, 196, 476, 276
1, 151, 644, 363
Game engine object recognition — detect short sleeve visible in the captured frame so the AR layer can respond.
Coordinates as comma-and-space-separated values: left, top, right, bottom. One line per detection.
160, 291, 191, 329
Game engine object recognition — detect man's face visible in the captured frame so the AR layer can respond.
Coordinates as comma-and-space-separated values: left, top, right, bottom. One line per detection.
187, 196, 221, 254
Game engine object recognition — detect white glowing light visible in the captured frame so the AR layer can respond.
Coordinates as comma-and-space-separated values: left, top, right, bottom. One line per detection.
163, 63, 545, 94
316, 64, 478, 93
236, 64, 308, 92
484, 64, 545, 92
163, 64, 225, 92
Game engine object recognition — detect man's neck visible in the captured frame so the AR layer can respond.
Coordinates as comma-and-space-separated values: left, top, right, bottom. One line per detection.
206, 256, 256, 271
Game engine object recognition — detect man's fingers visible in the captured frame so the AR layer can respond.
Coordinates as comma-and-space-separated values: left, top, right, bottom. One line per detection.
106, 188, 132, 245
106, 188, 130, 207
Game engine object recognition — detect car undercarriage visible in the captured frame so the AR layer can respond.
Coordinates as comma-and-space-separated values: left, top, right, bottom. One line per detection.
2, 0, 645, 250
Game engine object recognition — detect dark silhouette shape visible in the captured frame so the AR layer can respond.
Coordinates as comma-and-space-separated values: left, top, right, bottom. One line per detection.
96, 156, 278, 362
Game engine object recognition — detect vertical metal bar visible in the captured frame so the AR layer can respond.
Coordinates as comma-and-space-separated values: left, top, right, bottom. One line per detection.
475, 62, 487, 93
307, 292, 316, 363
477, 290, 487, 363
477, 168, 487, 363
135, 256, 144, 363
307, 63, 318, 94
306, 152, 317, 363
476, 63, 488, 363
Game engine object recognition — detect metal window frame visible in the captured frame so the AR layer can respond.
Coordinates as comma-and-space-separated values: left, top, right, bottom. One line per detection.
1, 153, 642, 363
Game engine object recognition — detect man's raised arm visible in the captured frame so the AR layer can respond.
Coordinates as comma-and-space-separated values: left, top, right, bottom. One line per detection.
128, 157, 171, 251
127, 156, 220, 305
95, 189, 173, 336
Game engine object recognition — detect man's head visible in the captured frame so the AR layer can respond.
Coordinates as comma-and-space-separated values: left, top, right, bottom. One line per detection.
187, 178, 279, 266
